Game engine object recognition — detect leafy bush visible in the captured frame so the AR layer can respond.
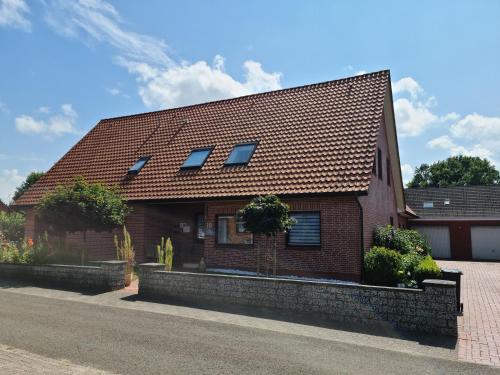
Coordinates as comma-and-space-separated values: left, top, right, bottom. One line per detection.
0, 211, 25, 243
401, 251, 424, 287
413, 255, 442, 286
364, 246, 403, 286
373, 225, 431, 255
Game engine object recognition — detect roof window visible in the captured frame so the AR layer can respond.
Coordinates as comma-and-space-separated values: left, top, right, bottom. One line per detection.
180, 147, 213, 170
128, 156, 150, 175
423, 201, 434, 208
225, 142, 258, 166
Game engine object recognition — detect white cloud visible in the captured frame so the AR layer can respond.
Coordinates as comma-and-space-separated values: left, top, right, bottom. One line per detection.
394, 97, 438, 137
428, 135, 495, 160
392, 77, 423, 99
44, 0, 282, 109
15, 104, 79, 138
400, 164, 414, 186
15, 115, 45, 134
0, 0, 31, 31
393, 77, 460, 137
44, 0, 173, 67
107, 88, 120, 96
118, 54, 282, 109
0, 169, 24, 203
38, 106, 51, 114
355, 70, 367, 76
450, 113, 500, 140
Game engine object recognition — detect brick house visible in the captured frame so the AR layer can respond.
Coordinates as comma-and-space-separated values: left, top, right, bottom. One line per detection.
406, 185, 500, 261
14, 70, 410, 281
0, 200, 9, 213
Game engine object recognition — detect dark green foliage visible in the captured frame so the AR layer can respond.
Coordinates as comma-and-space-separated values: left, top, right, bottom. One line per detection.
237, 195, 295, 237
407, 156, 500, 188
36, 176, 129, 235
413, 255, 442, 286
0, 211, 25, 243
373, 225, 431, 255
13, 171, 45, 202
364, 246, 403, 287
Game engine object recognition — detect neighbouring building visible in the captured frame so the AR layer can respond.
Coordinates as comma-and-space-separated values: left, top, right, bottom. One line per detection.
0, 200, 9, 213
14, 70, 411, 281
405, 185, 500, 261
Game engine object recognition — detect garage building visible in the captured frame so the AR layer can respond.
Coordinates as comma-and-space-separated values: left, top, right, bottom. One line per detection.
405, 185, 500, 261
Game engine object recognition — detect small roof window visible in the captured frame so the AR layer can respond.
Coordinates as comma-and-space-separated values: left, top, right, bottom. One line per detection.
444, 199, 450, 206
180, 147, 213, 169
225, 142, 258, 166
128, 156, 150, 175
423, 201, 434, 208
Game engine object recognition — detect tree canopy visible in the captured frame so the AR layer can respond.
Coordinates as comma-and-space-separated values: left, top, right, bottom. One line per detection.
13, 171, 45, 202
36, 176, 129, 235
237, 195, 295, 237
407, 156, 500, 188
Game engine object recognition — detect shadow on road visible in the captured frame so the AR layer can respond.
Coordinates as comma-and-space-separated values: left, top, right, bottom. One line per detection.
0, 279, 104, 296
121, 293, 457, 350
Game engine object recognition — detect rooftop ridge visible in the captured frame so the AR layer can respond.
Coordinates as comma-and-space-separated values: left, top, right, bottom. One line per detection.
101, 69, 390, 123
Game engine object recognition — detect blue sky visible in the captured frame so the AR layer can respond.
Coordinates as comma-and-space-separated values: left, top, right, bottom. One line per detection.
1, 0, 500, 202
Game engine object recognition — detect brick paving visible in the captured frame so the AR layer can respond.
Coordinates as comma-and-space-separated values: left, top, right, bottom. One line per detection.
0, 344, 114, 374
437, 260, 500, 367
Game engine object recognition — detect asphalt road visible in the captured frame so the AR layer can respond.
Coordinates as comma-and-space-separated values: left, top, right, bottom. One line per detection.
0, 290, 498, 375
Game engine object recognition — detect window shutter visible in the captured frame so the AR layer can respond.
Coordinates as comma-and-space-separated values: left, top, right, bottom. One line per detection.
288, 212, 321, 245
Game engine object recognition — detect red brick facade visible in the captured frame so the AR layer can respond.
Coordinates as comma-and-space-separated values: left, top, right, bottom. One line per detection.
20, 111, 401, 283
358, 115, 400, 250
204, 197, 362, 281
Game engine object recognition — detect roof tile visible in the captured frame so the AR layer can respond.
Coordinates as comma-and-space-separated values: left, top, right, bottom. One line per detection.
16, 70, 390, 205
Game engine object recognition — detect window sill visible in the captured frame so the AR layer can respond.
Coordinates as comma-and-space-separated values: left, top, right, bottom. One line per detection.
285, 244, 322, 251
215, 243, 254, 249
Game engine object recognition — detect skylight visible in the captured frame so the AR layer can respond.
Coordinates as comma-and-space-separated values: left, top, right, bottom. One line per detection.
128, 156, 150, 175
180, 147, 213, 169
225, 142, 258, 166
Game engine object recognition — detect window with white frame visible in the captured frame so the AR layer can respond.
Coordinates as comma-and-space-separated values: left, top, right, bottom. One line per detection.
217, 216, 253, 245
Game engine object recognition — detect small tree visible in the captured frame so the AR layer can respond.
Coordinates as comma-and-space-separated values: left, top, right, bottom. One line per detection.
237, 195, 295, 276
36, 177, 129, 264
13, 171, 45, 202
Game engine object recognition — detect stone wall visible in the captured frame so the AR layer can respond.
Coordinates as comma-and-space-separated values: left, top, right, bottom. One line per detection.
138, 264, 457, 336
0, 261, 127, 291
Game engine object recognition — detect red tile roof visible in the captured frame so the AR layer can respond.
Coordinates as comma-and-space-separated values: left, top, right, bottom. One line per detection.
15, 70, 391, 206
0, 200, 9, 212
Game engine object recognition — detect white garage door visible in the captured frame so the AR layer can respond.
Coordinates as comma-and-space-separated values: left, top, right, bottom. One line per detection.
471, 226, 500, 260
413, 226, 451, 259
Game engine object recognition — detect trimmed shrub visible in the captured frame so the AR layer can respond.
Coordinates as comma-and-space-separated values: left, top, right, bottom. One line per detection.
373, 225, 431, 255
364, 246, 403, 287
413, 255, 442, 287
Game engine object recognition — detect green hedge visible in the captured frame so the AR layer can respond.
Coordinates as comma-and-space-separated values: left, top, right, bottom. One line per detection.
413, 255, 442, 287
364, 246, 403, 287
373, 225, 431, 255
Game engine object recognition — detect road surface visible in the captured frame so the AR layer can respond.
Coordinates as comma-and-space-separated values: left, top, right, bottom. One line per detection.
0, 290, 498, 374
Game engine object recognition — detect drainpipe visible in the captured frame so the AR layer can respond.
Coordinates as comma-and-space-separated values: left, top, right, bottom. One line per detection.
355, 195, 364, 283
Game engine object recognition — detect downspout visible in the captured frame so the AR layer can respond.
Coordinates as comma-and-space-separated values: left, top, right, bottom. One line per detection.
355, 195, 364, 283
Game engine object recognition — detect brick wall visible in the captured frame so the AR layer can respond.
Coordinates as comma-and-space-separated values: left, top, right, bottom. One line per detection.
204, 196, 362, 281
359, 115, 399, 251
138, 266, 458, 336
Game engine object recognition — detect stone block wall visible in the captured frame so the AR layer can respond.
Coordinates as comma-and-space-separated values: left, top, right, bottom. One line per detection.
138, 265, 457, 336
0, 260, 127, 291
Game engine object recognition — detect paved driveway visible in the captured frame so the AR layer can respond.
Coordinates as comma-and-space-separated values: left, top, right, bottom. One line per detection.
437, 260, 500, 367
